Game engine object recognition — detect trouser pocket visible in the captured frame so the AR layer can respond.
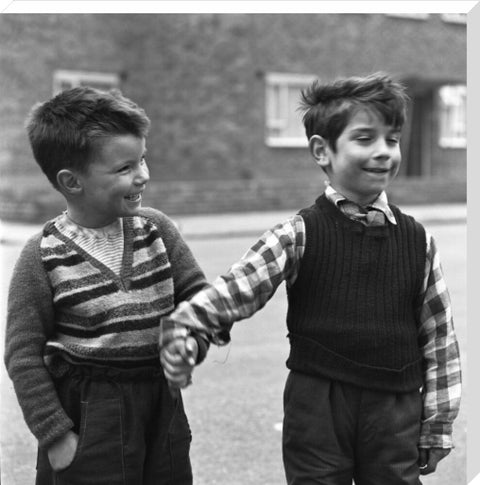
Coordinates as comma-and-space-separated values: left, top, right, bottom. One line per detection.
168, 400, 192, 485
55, 397, 125, 485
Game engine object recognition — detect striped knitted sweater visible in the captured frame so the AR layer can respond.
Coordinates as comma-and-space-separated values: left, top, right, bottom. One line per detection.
4, 207, 207, 447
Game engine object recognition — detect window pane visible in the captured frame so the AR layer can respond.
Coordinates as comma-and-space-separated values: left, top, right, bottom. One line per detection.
52, 70, 120, 95
438, 85, 466, 148
441, 14, 466, 24
284, 85, 305, 138
265, 73, 316, 147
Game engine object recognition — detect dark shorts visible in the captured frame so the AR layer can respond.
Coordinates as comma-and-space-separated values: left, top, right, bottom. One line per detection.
282, 371, 423, 485
36, 365, 192, 485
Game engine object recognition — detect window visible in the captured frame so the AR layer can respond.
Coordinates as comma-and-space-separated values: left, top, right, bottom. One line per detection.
265, 72, 317, 147
441, 14, 466, 24
385, 13, 429, 20
53, 70, 120, 95
438, 85, 466, 148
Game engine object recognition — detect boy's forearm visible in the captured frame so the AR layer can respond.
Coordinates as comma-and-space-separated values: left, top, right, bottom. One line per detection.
5, 310, 74, 447
417, 234, 462, 450
419, 341, 461, 450
5, 240, 74, 447
5, 330, 74, 447
161, 217, 302, 348
420, 344, 459, 449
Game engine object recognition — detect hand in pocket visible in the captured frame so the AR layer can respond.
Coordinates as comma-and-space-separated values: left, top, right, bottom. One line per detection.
47, 430, 79, 471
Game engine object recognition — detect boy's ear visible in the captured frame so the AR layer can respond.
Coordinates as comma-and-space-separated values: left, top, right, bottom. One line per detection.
56, 169, 83, 195
309, 135, 330, 169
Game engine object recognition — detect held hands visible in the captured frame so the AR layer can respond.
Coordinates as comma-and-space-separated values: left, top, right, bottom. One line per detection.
47, 429, 79, 472
160, 335, 198, 390
418, 447, 451, 475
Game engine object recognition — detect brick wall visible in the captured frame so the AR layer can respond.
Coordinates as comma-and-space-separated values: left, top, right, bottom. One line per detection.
0, 14, 466, 223
0, 173, 466, 223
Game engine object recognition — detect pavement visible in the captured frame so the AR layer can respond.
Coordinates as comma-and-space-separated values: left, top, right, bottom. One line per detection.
0, 204, 467, 485
0, 203, 467, 244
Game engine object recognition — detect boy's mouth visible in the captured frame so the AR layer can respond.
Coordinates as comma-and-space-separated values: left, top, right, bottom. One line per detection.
125, 192, 142, 202
364, 168, 389, 174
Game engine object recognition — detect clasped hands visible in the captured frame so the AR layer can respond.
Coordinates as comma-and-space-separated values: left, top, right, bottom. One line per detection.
160, 326, 198, 390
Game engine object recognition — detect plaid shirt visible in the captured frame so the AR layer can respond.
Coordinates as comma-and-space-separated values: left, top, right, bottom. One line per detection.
163, 188, 461, 448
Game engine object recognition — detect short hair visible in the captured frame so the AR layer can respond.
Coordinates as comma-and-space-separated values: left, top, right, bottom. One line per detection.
299, 72, 409, 151
25, 86, 151, 189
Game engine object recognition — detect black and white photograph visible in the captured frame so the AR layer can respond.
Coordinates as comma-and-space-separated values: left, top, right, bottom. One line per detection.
0, 3, 471, 484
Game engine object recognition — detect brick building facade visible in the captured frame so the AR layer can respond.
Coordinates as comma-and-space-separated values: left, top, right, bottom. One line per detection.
0, 13, 466, 221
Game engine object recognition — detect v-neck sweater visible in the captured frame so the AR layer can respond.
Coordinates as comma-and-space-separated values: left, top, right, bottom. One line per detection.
55, 214, 125, 275
4, 207, 207, 447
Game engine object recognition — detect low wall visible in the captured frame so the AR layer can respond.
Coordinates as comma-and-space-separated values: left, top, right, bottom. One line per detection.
0, 175, 466, 224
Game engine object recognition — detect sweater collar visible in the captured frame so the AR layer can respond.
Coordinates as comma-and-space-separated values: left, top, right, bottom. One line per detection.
56, 211, 124, 240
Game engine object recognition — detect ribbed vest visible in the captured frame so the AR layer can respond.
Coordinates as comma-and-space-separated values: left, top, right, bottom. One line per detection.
286, 194, 426, 392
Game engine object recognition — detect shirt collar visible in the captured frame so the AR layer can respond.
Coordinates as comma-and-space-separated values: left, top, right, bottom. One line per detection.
56, 211, 124, 240
324, 184, 397, 225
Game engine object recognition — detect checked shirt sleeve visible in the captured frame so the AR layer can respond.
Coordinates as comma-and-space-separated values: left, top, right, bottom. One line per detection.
417, 233, 462, 449
160, 215, 305, 347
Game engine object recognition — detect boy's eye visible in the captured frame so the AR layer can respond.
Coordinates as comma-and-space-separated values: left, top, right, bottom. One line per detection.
117, 156, 147, 174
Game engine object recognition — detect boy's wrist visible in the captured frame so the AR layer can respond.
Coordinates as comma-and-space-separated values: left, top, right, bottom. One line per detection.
418, 424, 454, 449
191, 331, 210, 364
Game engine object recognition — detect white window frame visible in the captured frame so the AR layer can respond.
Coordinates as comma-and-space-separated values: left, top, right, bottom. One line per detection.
438, 85, 466, 149
53, 69, 120, 95
265, 72, 317, 148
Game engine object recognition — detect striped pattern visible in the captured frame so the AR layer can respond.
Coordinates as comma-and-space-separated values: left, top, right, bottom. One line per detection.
41, 215, 175, 369
55, 215, 124, 275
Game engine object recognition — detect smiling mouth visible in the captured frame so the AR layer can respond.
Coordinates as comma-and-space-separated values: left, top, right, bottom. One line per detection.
364, 168, 389, 174
125, 193, 142, 202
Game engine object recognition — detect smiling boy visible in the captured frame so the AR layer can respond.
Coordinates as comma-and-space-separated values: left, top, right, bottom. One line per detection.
160, 73, 462, 484
4, 87, 208, 485
309, 108, 401, 205
62, 133, 149, 227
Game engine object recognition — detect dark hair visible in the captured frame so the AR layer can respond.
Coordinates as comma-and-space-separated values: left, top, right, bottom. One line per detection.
25, 86, 151, 189
299, 72, 409, 151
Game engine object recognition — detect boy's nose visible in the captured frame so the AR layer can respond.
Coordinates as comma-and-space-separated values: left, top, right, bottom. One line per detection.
373, 138, 393, 159
135, 163, 150, 184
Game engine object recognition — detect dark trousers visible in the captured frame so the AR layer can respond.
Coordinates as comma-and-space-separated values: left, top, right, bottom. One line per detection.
283, 372, 423, 485
35, 366, 192, 485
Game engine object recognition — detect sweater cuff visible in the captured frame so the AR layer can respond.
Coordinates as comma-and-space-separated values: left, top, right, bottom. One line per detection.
192, 332, 210, 365
34, 409, 74, 449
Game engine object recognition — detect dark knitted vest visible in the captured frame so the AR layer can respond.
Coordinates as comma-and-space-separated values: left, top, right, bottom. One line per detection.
286, 194, 426, 392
